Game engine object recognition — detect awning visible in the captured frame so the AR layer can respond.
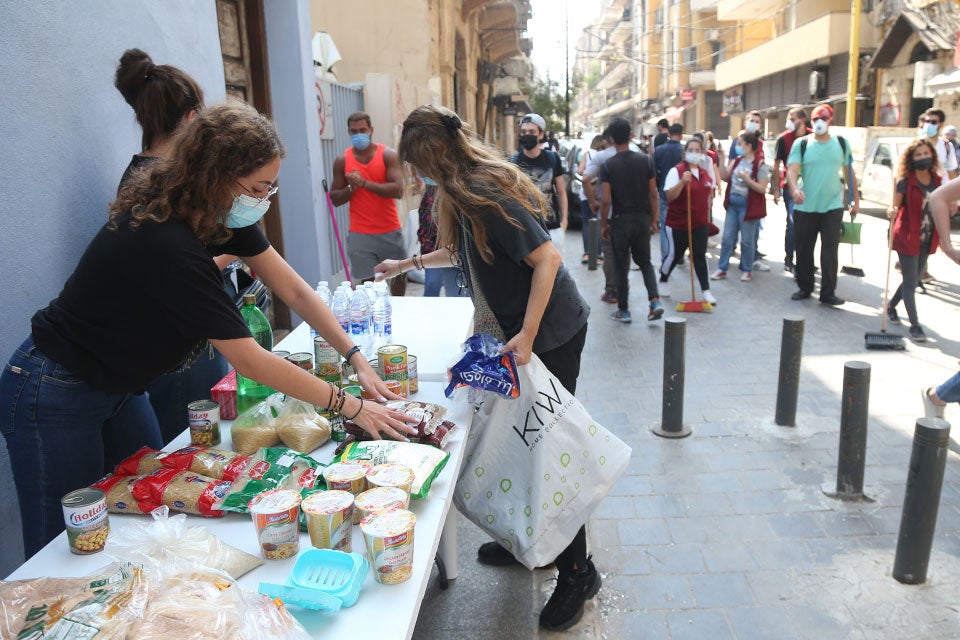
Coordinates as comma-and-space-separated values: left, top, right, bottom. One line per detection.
593, 96, 641, 120
869, 7, 954, 68
927, 67, 960, 95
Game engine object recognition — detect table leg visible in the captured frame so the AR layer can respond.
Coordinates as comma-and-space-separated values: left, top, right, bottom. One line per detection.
437, 505, 459, 582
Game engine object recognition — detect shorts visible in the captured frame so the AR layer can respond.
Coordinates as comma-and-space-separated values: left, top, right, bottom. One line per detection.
348, 229, 406, 281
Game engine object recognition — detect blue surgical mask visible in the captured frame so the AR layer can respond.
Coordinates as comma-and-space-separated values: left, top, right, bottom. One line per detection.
421, 176, 437, 186
746, 121, 760, 133
225, 194, 271, 228
924, 123, 939, 138
351, 133, 371, 151
734, 145, 744, 157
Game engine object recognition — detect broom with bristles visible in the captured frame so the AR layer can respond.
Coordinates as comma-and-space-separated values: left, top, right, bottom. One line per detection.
865, 219, 905, 350
676, 182, 713, 312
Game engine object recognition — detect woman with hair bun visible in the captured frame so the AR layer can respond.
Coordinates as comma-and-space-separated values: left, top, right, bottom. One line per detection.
1, 101, 417, 559
374, 105, 595, 632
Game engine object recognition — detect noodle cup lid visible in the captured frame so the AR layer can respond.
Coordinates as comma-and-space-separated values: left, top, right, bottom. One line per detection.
322, 462, 368, 483
302, 489, 355, 514
366, 463, 415, 486
248, 489, 302, 513
360, 509, 416, 535
354, 486, 408, 511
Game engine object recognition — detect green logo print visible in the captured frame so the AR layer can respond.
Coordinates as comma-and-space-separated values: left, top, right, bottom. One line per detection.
502, 539, 513, 550
500, 479, 512, 493
543, 473, 551, 481
524, 505, 532, 517
486, 491, 493, 499
580, 467, 586, 475
553, 492, 564, 506
526, 527, 534, 537
508, 508, 515, 515
575, 481, 581, 490
588, 424, 597, 436
474, 466, 485, 478
464, 492, 471, 500
509, 529, 515, 536
486, 514, 495, 524
561, 476, 566, 484
599, 455, 606, 466
560, 453, 571, 468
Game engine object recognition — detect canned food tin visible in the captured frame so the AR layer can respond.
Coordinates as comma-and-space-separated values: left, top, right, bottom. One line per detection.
188, 399, 221, 447
62, 488, 109, 555
272, 350, 291, 358
302, 490, 354, 552
377, 345, 408, 398
360, 509, 416, 585
313, 337, 342, 385
249, 489, 302, 560
384, 380, 402, 397
286, 352, 313, 372
407, 355, 418, 394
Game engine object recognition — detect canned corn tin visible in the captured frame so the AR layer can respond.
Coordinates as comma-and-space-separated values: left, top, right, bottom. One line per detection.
286, 352, 313, 372
407, 355, 418, 394
377, 344, 408, 398
188, 399, 221, 447
62, 488, 109, 555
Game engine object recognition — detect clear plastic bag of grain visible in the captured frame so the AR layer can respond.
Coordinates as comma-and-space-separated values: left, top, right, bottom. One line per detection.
230, 395, 282, 456
274, 396, 331, 454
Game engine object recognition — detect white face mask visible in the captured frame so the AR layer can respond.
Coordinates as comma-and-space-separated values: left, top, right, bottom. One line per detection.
685, 152, 703, 165
745, 121, 760, 133
813, 119, 829, 135
785, 119, 796, 132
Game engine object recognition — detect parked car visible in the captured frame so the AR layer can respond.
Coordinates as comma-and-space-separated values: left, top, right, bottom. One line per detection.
858, 136, 912, 207
561, 138, 592, 229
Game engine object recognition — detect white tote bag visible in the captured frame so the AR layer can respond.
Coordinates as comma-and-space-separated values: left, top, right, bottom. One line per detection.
453, 354, 631, 570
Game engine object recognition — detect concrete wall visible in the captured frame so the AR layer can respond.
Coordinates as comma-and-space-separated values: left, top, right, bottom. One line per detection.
0, 0, 225, 575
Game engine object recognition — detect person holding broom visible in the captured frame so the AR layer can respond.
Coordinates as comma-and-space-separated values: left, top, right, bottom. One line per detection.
660, 136, 717, 306
886, 138, 942, 342
374, 105, 597, 632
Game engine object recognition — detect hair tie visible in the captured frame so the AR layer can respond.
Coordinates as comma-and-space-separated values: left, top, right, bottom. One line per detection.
440, 114, 462, 139
144, 63, 155, 80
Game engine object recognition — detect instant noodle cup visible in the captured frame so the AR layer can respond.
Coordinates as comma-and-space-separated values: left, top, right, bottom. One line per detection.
301, 490, 354, 552
354, 486, 407, 522
322, 462, 368, 523
249, 489, 302, 560
360, 509, 416, 585
365, 463, 415, 508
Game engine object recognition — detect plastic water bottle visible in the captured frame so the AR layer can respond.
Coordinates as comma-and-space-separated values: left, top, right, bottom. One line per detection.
310, 281, 333, 339
372, 282, 393, 348
363, 281, 376, 303
237, 294, 274, 412
350, 286, 372, 357
331, 287, 351, 334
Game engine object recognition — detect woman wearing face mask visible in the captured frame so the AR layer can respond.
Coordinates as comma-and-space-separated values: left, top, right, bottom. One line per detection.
0, 102, 417, 559
713, 130, 770, 282
660, 138, 717, 304
374, 105, 595, 632
886, 138, 942, 342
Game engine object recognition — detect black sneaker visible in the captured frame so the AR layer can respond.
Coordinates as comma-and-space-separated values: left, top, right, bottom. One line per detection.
909, 325, 928, 342
886, 305, 901, 325
477, 542, 554, 568
538, 557, 602, 631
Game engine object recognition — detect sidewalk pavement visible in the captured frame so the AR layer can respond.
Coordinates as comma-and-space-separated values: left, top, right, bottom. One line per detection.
413, 196, 960, 640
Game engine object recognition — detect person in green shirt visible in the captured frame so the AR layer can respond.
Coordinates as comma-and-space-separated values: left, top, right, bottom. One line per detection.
785, 103, 860, 305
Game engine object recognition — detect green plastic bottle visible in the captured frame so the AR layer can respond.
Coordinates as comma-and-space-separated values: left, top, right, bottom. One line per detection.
236, 294, 275, 413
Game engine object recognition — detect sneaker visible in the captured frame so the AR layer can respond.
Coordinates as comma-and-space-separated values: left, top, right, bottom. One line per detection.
791, 290, 812, 300
740, 271, 752, 282
920, 270, 934, 284
611, 309, 632, 323
921, 387, 946, 419
658, 281, 670, 298
820, 294, 845, 306
753, 260, 771, 272
886, 305, 901, 325
581, 253, 589, 264
478, 541, 554, 568
538, 557, 602, 631
647, 301, 664, 321
785, 260, 795, 273
702, 290, 717, 305
710, 269, 727, 280
600, 292, 618, 304
909, 325, 927, 342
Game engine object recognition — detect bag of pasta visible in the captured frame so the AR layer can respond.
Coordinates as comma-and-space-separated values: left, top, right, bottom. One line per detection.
275, 396, 331, 454
231, 394, 283, 456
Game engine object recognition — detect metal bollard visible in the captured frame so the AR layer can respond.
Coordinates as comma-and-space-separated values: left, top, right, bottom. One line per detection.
775, 317, 804, 427
835, 361, 870, 500
653, 318, 691, 438
587, 218, 600, 271
893, 417, 951, 585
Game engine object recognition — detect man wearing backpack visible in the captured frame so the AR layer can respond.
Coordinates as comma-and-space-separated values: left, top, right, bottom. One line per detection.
512, 113, 568, 233
786, 104, 859, 306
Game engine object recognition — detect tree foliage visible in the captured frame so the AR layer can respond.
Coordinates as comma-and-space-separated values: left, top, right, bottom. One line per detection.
522, 78, 573, 134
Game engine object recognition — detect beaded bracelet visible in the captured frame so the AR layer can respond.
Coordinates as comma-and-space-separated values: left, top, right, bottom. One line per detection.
348, 395, 364, 421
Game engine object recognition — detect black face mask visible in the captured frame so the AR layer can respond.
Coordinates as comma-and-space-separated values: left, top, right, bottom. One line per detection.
914, 157, 933, 171
519, 134, 539, 150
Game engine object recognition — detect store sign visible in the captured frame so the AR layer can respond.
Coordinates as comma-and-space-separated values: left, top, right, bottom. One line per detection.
722, 90, 742, 116
680, 89, 696, 102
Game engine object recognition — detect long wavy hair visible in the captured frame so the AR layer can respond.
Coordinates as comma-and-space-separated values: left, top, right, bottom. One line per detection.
397, 105, 548, 264
897, 138, 940, 180
110, 101, 285, 244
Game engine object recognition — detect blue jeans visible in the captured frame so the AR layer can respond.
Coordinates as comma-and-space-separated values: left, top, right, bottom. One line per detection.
783, 189, 796, 263
658, 190, 670, 261
424, 267, 461, 297
579, 199, 602, 255
1, 337, 163, 558
718, 192, 759, 272
937, 371, 960, 404
147, 345, 229, 445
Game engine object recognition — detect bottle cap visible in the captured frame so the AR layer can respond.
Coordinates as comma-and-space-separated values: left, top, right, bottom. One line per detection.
242, 293, 257, 306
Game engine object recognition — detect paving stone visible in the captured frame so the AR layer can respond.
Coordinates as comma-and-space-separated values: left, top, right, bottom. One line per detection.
629, 574, 697, 610
665, 609, 734, 640
617, 518, 671, 546
768, 512, 828, 539
689, 572, 755, 608
644, 543, 706, 574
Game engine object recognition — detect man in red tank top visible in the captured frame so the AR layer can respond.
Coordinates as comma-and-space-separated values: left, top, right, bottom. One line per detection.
332, 112, 407, 294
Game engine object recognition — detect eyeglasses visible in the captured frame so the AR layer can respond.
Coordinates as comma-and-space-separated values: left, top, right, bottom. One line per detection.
451, 251, 468, 292
236, 181, 279, 204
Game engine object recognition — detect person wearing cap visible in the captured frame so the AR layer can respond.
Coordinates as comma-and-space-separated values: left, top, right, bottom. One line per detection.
512, 113, 568, 234
786, 103, 859, 306
331, 111, 407, 294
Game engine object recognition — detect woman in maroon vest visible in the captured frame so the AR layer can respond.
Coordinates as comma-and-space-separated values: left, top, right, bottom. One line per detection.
660, 138, 717, 304
887, 138, 942, 342
712, 130, 770, 283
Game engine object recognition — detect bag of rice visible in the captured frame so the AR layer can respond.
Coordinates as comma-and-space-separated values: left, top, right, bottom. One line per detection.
92, 473, 158, 514
158, 446, 251, 481
230, 395, 282, 456
334, 440, 449, 499
131, 468, 230, 517
214, 447, 321, 513
115, 446, 164, 476
274, 396, 331, 454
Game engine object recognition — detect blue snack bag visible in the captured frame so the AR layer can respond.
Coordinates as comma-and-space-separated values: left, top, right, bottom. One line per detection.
445, 333, 521, 401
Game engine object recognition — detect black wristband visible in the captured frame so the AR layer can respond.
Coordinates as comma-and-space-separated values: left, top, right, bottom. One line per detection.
348, 395, 364, 421
344, 346, 361, 364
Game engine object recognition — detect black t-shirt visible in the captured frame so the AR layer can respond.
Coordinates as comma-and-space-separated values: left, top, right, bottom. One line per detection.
598, 150, 655, 217
512, 150, 563, 229
31, 208, 271, 394
458, 189, 589, 353
653, 132, 669, 149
